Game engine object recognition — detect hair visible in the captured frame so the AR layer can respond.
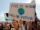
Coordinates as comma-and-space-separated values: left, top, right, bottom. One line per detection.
12, 19, 19, 30
5, 22, 8, 24
23, 21, 26, 25
12, 19, 18, 23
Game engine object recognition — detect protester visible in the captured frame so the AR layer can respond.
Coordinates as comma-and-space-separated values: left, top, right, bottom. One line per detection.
19, 20, 25, 30
23, 21, 26, 30
3, 22, 10, 30
32, 21, 37, 30
38, 21, 40, 30
23, 21, 26, 26
11, 19, 25, 30
11, 19, 19, 30
0, 23, 3, 30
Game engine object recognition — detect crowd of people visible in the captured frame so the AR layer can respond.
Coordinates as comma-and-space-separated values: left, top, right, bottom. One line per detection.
0, 19, 40, 30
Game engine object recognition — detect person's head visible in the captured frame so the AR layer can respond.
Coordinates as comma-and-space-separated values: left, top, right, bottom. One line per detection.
23, 21, 26, 26
19, 20, 23, 25
5, 22, 8, 24
12, 19, 19, 28
4, 22, 8, 26
0, 23, 2, 26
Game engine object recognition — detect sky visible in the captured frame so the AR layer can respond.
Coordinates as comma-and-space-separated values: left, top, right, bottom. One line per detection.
0, 0, 40, 21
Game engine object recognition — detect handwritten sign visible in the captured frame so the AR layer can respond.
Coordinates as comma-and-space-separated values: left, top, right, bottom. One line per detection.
8, 3, 35, 21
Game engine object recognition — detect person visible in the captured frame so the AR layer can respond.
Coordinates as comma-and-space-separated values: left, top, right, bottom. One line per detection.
3, 22, 10, 30
19, 20, 25, 30
0, 23, 3, 30
11, 19, 19, 30
32, 21, 37, 30
10, 23, 11, 30
11, 19, 24, 30
23, 21, 26, 30
38, 21, 40, 30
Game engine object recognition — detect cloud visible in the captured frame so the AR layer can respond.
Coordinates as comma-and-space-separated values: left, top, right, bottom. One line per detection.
25, 0, 31, 3
0, 12, 8, 21
0, 17, 5, 21
25, 0, 40, 4
0, 12, 5, 21
0, 12, 4, 18
36, 10, 39, 13
0, 12, 8, 18
36, 10, 40, 19
36, 0, 40, 4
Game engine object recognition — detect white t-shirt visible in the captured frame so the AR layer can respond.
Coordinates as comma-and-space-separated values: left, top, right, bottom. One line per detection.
27, 25, 29, 30
11, 25, 14, 30
11, 24, 25, 30
19, 24, 25, 30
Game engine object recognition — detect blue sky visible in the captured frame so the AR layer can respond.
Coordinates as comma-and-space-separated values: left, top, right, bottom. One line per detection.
0, 0, 40, 21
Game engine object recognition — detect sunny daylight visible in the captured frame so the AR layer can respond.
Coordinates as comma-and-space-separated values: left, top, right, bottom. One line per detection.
0, 0, 40, 30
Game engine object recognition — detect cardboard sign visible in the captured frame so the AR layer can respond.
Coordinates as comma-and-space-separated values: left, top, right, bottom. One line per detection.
8, 3, 36, 21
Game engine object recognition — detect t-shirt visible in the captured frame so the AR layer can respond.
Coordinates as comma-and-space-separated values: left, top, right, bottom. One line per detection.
19, 24, 25, 30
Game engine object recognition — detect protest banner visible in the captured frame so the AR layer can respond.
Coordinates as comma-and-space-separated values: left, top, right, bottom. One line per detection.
8, 3, 35, 21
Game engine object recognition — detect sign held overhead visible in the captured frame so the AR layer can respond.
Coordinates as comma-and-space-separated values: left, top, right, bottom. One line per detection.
8, 3, 35, 22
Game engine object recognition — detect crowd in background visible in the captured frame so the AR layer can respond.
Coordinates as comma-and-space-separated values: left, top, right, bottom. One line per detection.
0, 19, 40, 30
